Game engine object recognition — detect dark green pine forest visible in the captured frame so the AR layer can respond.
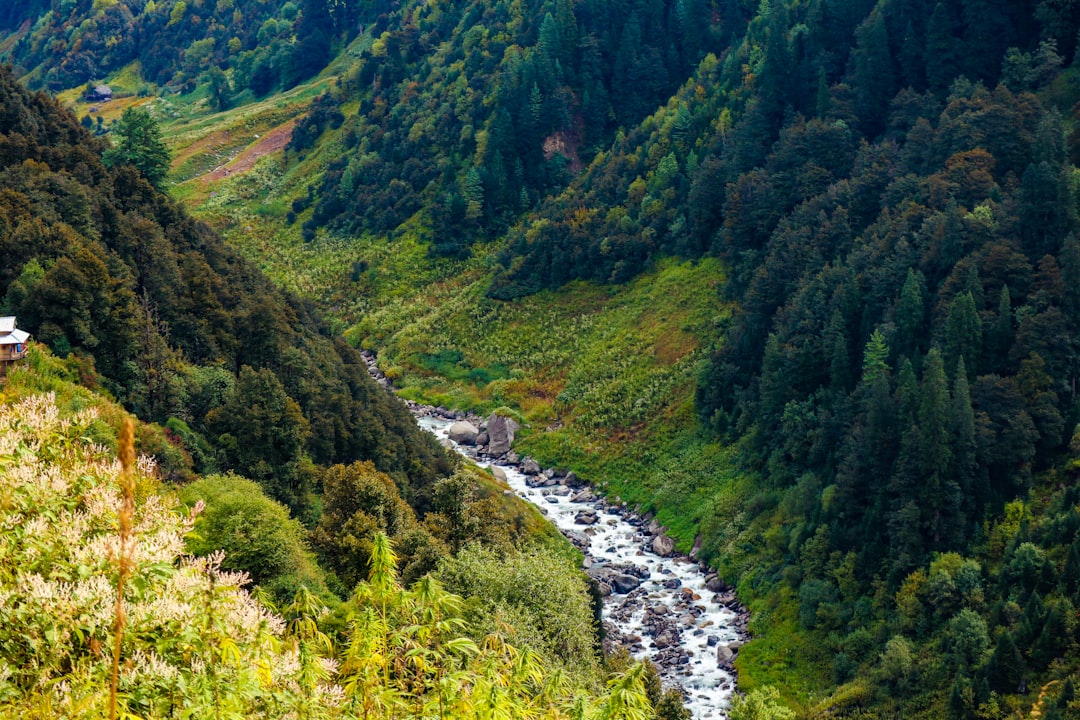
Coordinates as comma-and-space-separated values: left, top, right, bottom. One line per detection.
4, 0, 1080, 717
0, 64, 471, 594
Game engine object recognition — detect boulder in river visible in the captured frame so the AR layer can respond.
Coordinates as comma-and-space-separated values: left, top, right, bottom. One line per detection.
705, 576, 727, 593
490, 466, 507, 482
447, 421, 479, 445
564, 471, 585, 488
575, 510, 599, 525
487, 413, 520, 455
611, 573, 642, 594
652, 535, 675, 557
717, 644, 735, 667
522, 457, 541, 475
654, 631, 676, 649
475, 431, 490, 446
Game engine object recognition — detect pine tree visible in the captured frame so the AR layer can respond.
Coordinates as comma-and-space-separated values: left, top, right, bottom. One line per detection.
852, 10, 894, 137
987, 285, 1013, 371
895, 269, 927, 360
919, 348, 959, 548
950, 357, 977, 527
926, 3, 961, 94
103, 107, 171, 189
944, 291, 982, 377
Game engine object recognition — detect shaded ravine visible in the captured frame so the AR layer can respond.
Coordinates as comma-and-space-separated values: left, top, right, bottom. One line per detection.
361, 354, 749, 719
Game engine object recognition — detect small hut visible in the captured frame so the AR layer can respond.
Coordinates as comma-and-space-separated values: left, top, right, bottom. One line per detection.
85, 85, 113, 102
0, 317, 30, 377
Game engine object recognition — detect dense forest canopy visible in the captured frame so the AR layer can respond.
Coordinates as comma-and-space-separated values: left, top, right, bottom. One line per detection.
0, 63, 453, 529
1, 0, 376, 93
282, 0, 1080, 713
4, 0, 1080, 715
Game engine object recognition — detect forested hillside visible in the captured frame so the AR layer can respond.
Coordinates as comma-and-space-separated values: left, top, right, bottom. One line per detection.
0, 54, 658, 719
6, 0, 1080, 716
498, 0, 1080, 715
281, 0, 1080, 714
0, 62, 461, 551
0, 371, 656, 719
1, 0, 371, 97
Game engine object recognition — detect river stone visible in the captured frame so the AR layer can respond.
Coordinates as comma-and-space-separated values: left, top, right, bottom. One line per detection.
522, 457, 541, 475
652, 535, 675, 557
575, 511, 598, 525
490, 466, 507, 482
475, 431, 490, 446
717, 644, 735, 666
487, 413, 520, 455
611, 574, 642, 594
447, 421, 479, 445
705, 576, 727, 593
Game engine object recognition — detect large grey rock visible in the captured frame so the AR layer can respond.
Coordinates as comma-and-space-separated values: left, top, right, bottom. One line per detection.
522, 457, 541, 475
564, 471, 585, 488
475, 431, 490, 446
717, 644, 735, 666
611, 573, 642, 594
447, 421, 479, 445
652, 535, 676, 557
575, 510, 599, 525
487, 413, 520, 455
654, 631, 676, 649
490, 466, 507, 482
705, 576, 727, 593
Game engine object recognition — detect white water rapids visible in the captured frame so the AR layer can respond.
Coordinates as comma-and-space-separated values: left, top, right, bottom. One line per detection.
418, 416, 741, 720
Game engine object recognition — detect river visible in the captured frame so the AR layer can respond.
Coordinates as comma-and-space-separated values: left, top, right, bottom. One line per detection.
416, 414, 745, 720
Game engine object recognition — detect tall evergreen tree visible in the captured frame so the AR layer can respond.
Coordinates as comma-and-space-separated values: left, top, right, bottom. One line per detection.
926, 3, 961, 94
852, 10, 894, 137
918, 348, 958, 550
103, 107, 171, 189
944, 291, 983, 376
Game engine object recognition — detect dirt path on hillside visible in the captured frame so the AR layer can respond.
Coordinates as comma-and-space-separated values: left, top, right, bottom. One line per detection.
203, 119, 296, 182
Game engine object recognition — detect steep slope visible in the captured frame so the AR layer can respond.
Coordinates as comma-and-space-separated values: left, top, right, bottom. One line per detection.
0, 64, 453, 523
0, 0, 362, 95
272, 1, 1080, 715
7, 0, 1080, 716
0, 366, 643, 719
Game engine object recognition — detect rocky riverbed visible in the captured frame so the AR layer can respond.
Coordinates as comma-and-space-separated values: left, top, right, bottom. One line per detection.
362, 352, 750, 719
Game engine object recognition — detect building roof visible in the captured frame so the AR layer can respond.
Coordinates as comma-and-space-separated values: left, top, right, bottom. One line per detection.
0, 318, 29, 346
0, 329, 29, 345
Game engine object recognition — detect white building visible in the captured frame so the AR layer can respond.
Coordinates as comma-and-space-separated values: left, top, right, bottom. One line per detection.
0, 317, 30, 365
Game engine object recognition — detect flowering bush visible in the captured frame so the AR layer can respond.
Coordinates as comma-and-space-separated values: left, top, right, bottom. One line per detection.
0, 393, 652, 719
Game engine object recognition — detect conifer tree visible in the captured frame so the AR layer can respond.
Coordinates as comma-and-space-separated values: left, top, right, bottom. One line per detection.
103, 106, 171, 189
926, 3, 961, 94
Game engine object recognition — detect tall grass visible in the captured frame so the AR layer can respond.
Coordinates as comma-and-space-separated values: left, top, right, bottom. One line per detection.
109, 418, 135, 720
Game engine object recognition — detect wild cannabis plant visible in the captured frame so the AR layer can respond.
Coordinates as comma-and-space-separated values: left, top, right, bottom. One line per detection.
0, 393, 654, 719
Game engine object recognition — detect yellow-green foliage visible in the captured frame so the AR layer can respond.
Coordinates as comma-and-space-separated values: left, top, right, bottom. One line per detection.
0, 391, 653, 719
437, 543, 602, 683
181, 473, 333, 604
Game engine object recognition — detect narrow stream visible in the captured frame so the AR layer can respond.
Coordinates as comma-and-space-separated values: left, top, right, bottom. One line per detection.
417, 415, 745, 720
